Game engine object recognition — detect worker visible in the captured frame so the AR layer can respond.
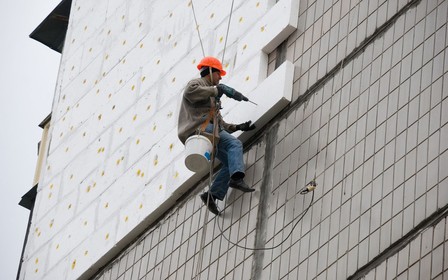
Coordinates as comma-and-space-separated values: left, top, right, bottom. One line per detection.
178, 56, 256, 215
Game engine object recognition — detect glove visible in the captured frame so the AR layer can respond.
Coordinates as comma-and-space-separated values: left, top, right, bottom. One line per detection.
235, 121, 256, 131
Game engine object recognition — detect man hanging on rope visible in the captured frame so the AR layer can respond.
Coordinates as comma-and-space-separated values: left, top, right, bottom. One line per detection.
178, 56, 256, 215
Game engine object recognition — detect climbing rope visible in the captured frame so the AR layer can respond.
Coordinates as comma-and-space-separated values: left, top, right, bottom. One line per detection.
190, 0, 235, 61
221, 0, 235, 63
190, 0, 205, 57
190, 1, 236, 278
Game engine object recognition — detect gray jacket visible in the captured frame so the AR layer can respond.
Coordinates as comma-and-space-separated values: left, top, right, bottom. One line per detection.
178, 77, 234, 144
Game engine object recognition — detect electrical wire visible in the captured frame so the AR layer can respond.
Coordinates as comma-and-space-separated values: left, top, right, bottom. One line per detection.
215, 190, 315, 251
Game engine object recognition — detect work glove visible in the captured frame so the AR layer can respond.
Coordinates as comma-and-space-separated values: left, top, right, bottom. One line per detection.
217, 84, 249, 102
235, 121, 256, 131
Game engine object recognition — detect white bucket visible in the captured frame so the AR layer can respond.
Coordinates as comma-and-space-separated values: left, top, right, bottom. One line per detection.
184, 135, 213, 172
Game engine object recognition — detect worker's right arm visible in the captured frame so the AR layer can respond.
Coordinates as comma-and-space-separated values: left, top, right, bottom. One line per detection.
184, 79, 219, 103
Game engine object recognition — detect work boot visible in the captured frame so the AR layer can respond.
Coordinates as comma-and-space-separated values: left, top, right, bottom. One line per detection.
199, 192, 220, 215
229, 178, 255, 192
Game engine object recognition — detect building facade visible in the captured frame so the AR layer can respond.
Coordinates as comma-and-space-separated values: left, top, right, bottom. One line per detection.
20, 0, 448, 279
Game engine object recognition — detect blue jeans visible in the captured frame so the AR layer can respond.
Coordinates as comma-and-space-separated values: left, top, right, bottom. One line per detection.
205, 124, 245, 200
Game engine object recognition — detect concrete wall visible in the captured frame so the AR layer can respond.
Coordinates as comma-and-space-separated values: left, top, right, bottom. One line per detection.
90, 0, 448, 279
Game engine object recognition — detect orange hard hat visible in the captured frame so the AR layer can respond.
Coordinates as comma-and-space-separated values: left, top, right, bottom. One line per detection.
197, 56, 226, 76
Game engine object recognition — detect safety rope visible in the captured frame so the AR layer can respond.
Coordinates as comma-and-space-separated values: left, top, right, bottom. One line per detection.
190, 0, 205, 57
190, 1, 236, 278
221, 0, 235, 63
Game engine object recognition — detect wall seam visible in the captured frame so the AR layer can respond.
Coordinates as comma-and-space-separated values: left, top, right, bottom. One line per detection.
250, 124, 279, 279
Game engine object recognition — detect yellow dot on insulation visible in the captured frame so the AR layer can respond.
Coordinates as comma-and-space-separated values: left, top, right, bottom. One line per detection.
139, 22, 142, 28
159, 185, 163, 190
147, 105, 151, 111
105, 54, 109, 60
56, 244, 60, 250
70, 174, 74, 180
210, 13, 214, 18
174, 171, 179, 179
136, 139, 140, 145
84, 26, 87, 31
172, 77, 176, 83
89, 47, 92, 52
48, 193, 52, 199
84, 220, 88, 226
49, 184, 54, 189
68, 204, 72, 209
35, 269, 38, 273
169, 143, 174, 151
101, 171, 105, 176
124, 216, 129, 222
71, 260, 76, 270
112, 105, 116, 110
239, 17, 243, 23
121, 15, 125, 20
98, 114, 102, 120
122, 40, 126, 45
84, 250, 88, 256
243, 44, 247, 50
86, 185, 91, 193
141, 76, 146, 82
105, 233, 110, 240
256, 2, 260, 7
35, 258, 39, 264
156, 59, 160, 65
136, 169, 141, 176
131, 85, 135, 91
122, 59, 126, 64
219, 37, 224, 43
139, 203, 143, 209
104, 202, 109, 208
152, 125, 157, 131
83, 132, 87, 137
246, 76, 250, 81
49, 220, 54, 228
140, 43, 144, 48
119, 127, 123, 133
116, 159, 121, 165
260, 26, 265, 32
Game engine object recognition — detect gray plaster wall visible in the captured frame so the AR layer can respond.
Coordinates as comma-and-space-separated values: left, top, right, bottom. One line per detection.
92, 0, 448, 279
